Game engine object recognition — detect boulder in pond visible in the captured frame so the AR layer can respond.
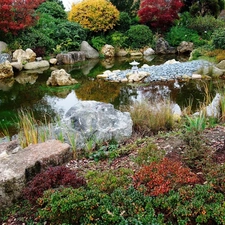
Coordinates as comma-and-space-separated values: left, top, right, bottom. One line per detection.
80, 41, 99, 59
0, 61, 13, 79
23, 60, 49, 70
56, 51, 85, 64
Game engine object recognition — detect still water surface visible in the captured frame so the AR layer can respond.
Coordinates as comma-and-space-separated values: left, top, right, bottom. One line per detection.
0, 54, 222, 136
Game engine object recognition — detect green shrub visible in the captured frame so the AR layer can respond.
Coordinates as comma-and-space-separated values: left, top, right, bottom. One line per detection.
126, 25, 153, 49
85, 168, 133, 193
153, 184, 225, 224
91, 36, 107, 51
212, 28, 225, 49
188, 15, 224, 39
166, 26, 206, 47
115, 12, 131, 32
38, 187, 165, 224
106, 31, 128, 48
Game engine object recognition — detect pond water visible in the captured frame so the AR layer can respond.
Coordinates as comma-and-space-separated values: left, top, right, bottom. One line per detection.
0, 54, 222, 137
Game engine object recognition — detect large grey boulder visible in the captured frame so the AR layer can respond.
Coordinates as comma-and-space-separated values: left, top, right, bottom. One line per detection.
56, 51, 85, 64
61, 101, 133, 150
155, 37, 177, 54
80, 41, 99, 59
24, 60, 50, 70
0, 41, 7, 53
0, 140, 72, 210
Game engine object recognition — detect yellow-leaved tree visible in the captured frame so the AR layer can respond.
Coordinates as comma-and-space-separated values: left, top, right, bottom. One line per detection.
68, 0, 120, 32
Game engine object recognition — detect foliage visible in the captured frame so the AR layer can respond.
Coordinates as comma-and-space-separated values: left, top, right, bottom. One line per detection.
133, 157, 199, 196
45, 0, 65, 10
126, 25, 153, 49
188, 15, 224, 39
0, 0, 45, 34
68, 0, 120, 32
109, 0, 138, 16
115, 12, 131, 32
166, 26, 206, 47
23, 166, 86, 204
129, 100, 174, 135
36, 1, 67, 19
138, 0, 183, 31
106, 31, 128, 48
134, 142, 165, 166
188, 0, 224, 17
85, 168, 133, 193
38, 186, 164, 224
154, 184, 225, 224
212, 28, 225, 49
91, 36, 107, 51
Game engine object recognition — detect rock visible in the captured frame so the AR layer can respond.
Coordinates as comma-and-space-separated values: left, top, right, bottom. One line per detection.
61, 101, 133, 150
192, 74, 202, 79
0, 41, 7, 53
177, 41, 194, 54
10, 61, 23, 71
130, 52, 143, 57
115, 49, 129, 57
56, 51, 85, 64
155, 37, 177, 54
143, 48, 155, 56
101, 44, 115, 58
15, 73, 38, 84
216, 60, 225, 70
0, 140, 72, 210
49, 58, 57, 65
0, 53, 11, 64
164, 59, 180, 64
23, 60, 50, 70
12, 48, 36, 63
127, 71, 149, 82
0, 61, 14, 79
80, 41, 99, 59
46, 69, 78, 86
196, 65, 224, 78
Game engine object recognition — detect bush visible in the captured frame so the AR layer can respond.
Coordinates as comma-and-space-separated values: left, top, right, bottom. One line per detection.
38, 187, 165, 224
166, 26, 206, 47
23, 166, 86, 203
188, 15, 224, 39
91, 36, 107, 51
133, 157, 199, 196
68, 0, 120, 32
126, 25, 153, 49
115, 12, 131, 32
106, 31, 128, 48
212, 28, 225, 49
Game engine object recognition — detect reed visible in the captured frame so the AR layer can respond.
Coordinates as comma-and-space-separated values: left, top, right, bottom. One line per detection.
129, 100, 174, 135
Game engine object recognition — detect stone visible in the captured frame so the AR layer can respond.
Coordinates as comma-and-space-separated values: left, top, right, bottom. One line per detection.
24, 60, 50, 70
143, 48, 155, 56
127, 71, 149, 82
10, 61, 23, 71
0, 61, 14, 79
155, 37, 177, 54
177, 41, 194, 54
0, 140, 72, 210
216, 60, 225, 70
164, 59, 180, 64
0, 41, 7, 53
80, 41, 99, 59
101, 44, 115, 58
49, 58, 57, 65
196, 65, 224, 78
130, 52, 143, 57
192, 74, 202, 79
0, 53, 11, 64
56, 51, 85, 64
115, 49, 129, 57
61, 101, 133, 150
46, 69, 78, 86
12, 48, 36, 63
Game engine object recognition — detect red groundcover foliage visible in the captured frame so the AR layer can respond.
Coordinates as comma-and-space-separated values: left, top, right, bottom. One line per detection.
0, 0, 45, 34
133, 157, 199, 196
138, 0, 183, 30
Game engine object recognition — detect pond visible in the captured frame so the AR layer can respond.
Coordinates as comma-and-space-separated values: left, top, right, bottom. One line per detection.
0, 54, 222, 137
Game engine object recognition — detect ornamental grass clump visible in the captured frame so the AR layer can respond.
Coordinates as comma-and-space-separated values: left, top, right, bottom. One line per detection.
129, 100, 175, 135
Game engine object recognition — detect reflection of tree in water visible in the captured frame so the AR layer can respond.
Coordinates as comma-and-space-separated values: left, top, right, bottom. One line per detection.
75, 79, 121, 103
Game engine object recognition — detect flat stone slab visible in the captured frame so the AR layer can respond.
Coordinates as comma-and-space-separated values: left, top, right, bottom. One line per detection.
0, 140, 72, 210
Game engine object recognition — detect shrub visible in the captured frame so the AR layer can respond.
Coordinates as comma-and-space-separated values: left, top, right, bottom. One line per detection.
188, 15, 224, 39
212, 28, 225, 49
115, 12, 131, 32
133, 157, 199, 196
68, 0, 120, 32
38, 187, 165, 224
106, 31, 128, 48
126, 25, 153, 49
91, 36, 107, 51
153, 184, 225, 224
85, 168, 133, 193
23, 166, 86, 203
165, 26, 206, 47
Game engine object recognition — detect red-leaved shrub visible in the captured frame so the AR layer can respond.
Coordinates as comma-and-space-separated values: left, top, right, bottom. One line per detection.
133, 158, 199, 196
23, 166, 86, 204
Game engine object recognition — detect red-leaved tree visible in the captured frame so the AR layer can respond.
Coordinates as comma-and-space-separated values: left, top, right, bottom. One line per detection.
0, 0, 45, 34
138, 0, 183, 31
